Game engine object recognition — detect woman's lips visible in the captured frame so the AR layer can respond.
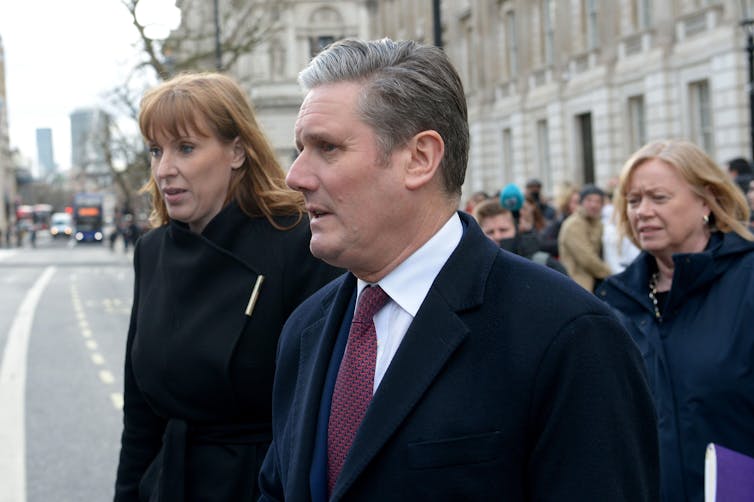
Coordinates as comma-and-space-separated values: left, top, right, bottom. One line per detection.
163, 187, 187, 204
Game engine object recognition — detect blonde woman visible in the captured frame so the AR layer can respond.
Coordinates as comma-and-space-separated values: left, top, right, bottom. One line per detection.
597, 139, 754, 502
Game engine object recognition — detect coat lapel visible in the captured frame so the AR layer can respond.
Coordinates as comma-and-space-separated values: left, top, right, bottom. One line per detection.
331, 214, 497, 499
286, 275, 357, 499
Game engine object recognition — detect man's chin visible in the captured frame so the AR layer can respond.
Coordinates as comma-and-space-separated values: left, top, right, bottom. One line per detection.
309, 240, 342, 267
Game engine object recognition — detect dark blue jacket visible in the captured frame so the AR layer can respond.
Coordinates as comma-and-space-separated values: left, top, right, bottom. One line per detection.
597, 232, 754, 502
260, 212, 659, 501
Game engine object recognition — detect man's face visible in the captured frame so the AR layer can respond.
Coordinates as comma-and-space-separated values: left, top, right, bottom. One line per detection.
286, 81, 410, 277
481, 213, 516, 243
581, 193, 604, 219
526, 184, 541, 200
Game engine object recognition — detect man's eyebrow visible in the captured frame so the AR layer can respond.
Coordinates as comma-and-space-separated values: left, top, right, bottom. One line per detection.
297, 131, 334, 146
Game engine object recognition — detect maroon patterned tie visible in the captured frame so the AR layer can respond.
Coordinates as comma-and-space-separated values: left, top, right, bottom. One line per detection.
327, 285, 391, 494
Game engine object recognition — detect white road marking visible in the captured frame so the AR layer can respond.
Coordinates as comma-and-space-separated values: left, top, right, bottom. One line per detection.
0, 250, 18, 262
110, 393, 124, 410
0, 266, 55, 502
98, 370, 115, 384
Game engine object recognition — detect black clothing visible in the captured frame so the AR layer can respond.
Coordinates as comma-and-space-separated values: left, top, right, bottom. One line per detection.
114, 203, 343, 501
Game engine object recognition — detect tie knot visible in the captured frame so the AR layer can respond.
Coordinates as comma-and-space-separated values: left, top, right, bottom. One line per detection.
354, 285, 390, 323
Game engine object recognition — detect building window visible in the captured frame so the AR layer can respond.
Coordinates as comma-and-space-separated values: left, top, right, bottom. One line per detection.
542, 0, 555, 66
506, 10, 518, 77
576, 113, 595, 184
628, 95, 646, 152
689, 80, 713, 154
537, 119, 552, 188
581, 0, 599, 50
309, 35, 335, 58
639, 0, 652, 29
502, 128, 514, 182
461, 14, 475, 89
629, 0, 652, 31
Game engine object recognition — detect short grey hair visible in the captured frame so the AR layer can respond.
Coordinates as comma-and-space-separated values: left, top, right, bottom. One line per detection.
298, 38, 469, 197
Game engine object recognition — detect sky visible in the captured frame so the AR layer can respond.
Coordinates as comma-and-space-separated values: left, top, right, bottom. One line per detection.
0, 1, 143, 174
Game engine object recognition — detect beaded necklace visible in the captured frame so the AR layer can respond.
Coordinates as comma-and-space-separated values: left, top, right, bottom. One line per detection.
648, 272, 661, 319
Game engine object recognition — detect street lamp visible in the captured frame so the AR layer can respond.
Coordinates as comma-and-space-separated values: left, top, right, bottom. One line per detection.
740, 0, 754, 162
432, 0, 442, 49
135, 0, 181, 42
213, 0, 222, 70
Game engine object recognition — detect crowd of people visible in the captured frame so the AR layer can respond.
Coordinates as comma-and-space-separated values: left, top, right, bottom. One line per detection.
112, 37, 753, 502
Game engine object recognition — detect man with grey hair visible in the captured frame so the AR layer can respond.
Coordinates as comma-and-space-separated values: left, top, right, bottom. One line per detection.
259, 38, 658, 501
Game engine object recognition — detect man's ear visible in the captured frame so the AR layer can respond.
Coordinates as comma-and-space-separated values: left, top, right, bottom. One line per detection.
231, 137, 246, 169
404, 130, 444, 191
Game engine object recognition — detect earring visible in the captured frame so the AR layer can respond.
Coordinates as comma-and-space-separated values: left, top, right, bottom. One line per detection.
703, 214, 709, 224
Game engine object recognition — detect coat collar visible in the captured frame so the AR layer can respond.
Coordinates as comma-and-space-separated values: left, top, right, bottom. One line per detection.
599, 231, 754, 313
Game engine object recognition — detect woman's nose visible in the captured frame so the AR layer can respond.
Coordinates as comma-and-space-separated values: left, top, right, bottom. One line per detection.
154, 152, 176, 179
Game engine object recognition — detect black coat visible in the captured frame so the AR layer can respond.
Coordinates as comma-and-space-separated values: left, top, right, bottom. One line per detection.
114, 203, 343, 501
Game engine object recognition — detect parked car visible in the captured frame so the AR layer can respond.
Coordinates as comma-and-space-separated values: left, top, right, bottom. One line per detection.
49, 212, 73, 238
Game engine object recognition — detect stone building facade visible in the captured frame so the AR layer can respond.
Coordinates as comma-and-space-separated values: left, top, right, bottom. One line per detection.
181, 0, 752, 201
372, 0, 752, 200
175, 0, 373, 165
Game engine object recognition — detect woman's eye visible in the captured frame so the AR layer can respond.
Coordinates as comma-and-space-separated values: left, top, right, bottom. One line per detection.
148, 147, 161, 158
180, 144, 195, 154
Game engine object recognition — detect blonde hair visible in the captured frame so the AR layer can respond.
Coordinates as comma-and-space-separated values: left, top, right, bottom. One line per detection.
138, 72, 303, 229
614, 139, 753, 247
553, 181, 580, 216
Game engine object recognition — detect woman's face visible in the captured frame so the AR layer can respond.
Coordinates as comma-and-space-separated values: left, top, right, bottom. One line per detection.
148, 120, 243, 233
567, 192, 580, 215
625, 158, 710, 258
748, 180, 754, 211
518, 201, 534, 232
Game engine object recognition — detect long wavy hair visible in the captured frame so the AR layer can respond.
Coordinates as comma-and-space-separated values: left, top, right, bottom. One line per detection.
614, 139, 753, 247
138, 72, 303, 229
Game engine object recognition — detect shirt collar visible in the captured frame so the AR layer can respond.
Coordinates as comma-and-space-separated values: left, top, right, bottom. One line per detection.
357, 212, 463, 316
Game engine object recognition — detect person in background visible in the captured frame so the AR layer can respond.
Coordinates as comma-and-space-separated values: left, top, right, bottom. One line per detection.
474, 198, 567, 274
114, 72, 343, 501
524, 178, 556, 222
597, 139, 754, 502
518, 195, 547, 233
558, 184, 613, 291
472, 198, 516, 242
462, 190, 489, 214
602, 180, 641, 274
259, 37, 658, 501
540, 181, 580, 257
498, 182, 524, 217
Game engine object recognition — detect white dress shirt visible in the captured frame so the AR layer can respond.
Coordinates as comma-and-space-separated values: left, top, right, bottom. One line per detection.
354, 212, 463, 393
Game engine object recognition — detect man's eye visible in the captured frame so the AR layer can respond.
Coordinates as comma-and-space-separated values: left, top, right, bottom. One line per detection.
320, 142, 337, 153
